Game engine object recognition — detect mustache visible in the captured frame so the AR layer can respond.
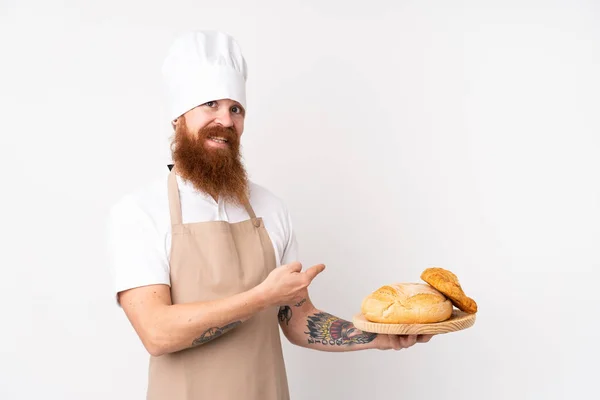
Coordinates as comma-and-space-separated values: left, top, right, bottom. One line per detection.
197, 125, 238, 143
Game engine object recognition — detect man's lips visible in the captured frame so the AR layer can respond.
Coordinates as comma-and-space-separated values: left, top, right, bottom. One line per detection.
208, 136, 229, 144
205, 135, 233, 148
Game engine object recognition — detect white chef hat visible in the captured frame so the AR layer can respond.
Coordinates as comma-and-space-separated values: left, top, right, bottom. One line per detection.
162, 30, 248, 122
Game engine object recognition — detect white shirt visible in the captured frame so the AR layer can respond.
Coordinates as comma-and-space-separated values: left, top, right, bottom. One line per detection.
106, 167, 299, 303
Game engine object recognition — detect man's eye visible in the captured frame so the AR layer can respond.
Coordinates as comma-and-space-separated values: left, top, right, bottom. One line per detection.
231, 106, 241, 114
205, 101, 216, 107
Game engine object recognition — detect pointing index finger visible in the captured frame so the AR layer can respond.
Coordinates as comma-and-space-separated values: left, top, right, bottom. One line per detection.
304, 264, 326, 280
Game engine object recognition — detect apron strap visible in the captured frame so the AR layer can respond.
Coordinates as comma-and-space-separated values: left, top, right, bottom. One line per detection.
167, 166, 183, 225
243, 198, 261, 227
243, 198, 257, 220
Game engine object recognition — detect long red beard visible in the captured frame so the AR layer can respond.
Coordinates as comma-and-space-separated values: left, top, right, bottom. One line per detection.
170, 118, 249, 206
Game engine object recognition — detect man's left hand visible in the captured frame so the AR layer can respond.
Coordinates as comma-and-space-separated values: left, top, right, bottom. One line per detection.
377, 334, 434, 350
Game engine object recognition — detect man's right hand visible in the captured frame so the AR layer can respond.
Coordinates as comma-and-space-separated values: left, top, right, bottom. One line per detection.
258, 262, 325, 307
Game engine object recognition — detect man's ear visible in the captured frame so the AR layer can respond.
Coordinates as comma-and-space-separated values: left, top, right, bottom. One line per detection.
171, 119, 178, 129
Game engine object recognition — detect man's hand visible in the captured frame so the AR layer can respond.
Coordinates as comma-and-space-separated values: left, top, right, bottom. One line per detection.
376, 334, 434, 350
258, 262, 325, 307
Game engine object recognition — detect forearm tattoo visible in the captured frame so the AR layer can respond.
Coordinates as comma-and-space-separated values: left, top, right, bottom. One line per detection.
294, 298, 307, 307
278, 306, 292, 325
305, 312, 377, 346
192, 321, 242, 346
278, 298, 306, 326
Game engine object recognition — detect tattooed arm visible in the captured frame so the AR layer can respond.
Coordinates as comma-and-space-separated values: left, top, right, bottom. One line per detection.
278, 295, 433, 351
119, 261, 325, 357
119, 284, 270, 357
277, 295, 379, 351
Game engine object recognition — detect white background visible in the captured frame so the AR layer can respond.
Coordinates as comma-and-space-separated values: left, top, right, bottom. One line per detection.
1, 0, 598, 399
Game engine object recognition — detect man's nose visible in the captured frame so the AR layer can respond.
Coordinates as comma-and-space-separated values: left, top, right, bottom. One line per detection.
214, 109, 234, 127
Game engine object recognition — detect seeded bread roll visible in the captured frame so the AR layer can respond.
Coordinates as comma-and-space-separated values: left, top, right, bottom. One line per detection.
361, 283, 453, 324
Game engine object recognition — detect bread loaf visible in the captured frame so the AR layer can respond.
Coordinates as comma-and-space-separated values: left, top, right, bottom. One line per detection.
361, 283, 453, 324
420, 267, 478, 313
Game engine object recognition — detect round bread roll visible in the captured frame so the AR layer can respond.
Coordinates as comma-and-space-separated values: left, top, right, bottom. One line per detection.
361, 283, 453, 324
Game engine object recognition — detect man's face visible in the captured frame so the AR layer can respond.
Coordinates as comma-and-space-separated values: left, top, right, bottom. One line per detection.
170, 99, 249, 205
182, 99, 245, 144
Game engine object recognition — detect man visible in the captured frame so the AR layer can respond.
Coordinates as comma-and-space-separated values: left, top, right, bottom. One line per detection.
107, 30, 432, 400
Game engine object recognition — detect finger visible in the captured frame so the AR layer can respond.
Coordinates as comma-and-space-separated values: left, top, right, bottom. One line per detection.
417, 334, 433, 343
401, 335, 418, 348
387, 335, 396, 350
408, 335, 418, 347
286, 262, 302, 273
390, 335, 402, 351
304, 264, 326, 281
